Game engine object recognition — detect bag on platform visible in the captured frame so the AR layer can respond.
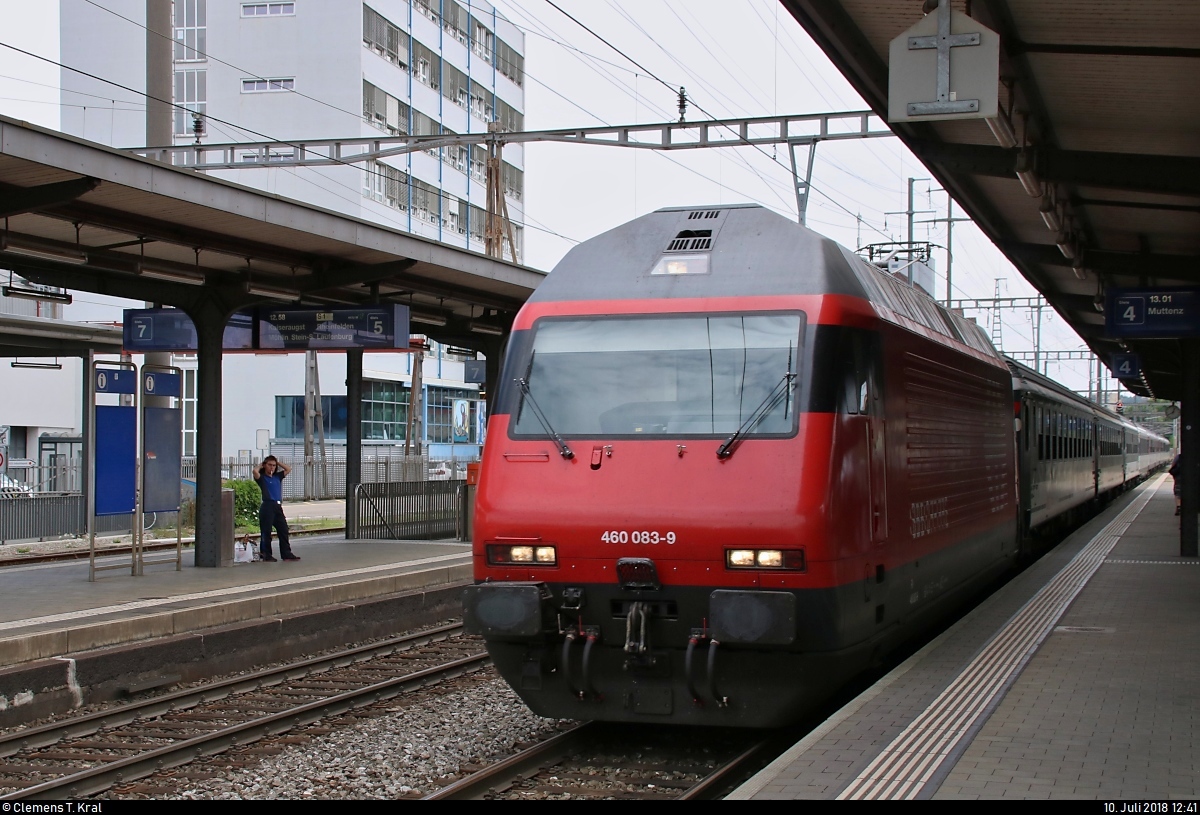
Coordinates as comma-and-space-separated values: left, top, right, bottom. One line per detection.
234, 537, 256, 563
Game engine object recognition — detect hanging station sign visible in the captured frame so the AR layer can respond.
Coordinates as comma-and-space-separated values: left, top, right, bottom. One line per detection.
1106, 288, 1200, 338
122, 304, 411, 352
257, 304, 411, 350
122, 308, 255, 352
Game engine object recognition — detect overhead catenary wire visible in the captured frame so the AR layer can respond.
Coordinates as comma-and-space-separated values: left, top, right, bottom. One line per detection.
534, 0, 894, 240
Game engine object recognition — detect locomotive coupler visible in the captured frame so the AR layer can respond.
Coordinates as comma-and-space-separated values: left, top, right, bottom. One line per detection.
622, 601, 658, 670
560, 586, 585, 612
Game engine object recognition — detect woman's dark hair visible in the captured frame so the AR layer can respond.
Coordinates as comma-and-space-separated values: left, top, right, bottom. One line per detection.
263, 456, 278, 465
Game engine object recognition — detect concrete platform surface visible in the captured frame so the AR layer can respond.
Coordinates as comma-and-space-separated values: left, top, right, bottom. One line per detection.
730, 474, 1199, 800
0, 535, 471, 667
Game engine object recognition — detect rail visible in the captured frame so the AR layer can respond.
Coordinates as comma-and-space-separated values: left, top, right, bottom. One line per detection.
424, 723, 776, 800
0, 623, 487, 800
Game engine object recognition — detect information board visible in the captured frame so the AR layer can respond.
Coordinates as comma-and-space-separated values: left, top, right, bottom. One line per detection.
95, 405, 136, 516
95, 369, 137, 394
124, 305, 412, 352
257, 304, 410, 350
143, 371, 182, 399
123, 308, 255, 352
143, 406, 183, 513
1106, 288, 1200, 338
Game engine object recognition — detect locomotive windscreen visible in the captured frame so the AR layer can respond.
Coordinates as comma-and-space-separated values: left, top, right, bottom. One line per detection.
510, 312, 804, 438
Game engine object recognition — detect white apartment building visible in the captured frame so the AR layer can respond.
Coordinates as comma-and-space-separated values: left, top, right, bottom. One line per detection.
0, 0, 524, 467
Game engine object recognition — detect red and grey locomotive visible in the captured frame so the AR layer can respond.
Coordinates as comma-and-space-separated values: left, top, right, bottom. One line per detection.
464, 204, 1161, 727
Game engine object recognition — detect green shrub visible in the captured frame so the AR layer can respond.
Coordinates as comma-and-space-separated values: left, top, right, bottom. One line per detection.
178, 498, 196, 528
223, 479, 261, 528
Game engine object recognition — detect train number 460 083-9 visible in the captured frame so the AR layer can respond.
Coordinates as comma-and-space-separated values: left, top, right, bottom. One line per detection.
601, 530, 677, 544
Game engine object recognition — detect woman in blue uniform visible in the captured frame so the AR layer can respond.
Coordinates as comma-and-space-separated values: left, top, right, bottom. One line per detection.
253, 456, 300, 561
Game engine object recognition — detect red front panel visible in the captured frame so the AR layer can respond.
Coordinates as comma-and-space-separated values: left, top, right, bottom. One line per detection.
474, 412, 836, 589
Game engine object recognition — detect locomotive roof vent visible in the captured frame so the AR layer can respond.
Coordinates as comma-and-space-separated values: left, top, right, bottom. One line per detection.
665, 229, 713, 253
687, 209, 721, 220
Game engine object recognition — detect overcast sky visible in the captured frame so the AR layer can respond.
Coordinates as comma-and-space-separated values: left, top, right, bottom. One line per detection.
0, 0, 1126, 396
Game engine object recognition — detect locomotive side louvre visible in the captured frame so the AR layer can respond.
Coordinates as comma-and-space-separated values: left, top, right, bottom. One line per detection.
467, 205, 1021, 727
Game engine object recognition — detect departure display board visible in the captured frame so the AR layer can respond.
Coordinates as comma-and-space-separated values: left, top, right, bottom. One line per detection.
257, 304, 410, 350
123, 308, 255, 351
1106, 288, 1200, 338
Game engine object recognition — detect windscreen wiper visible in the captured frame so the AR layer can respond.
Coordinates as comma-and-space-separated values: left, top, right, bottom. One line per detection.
716, 370, 797, 459
517, 378, 574, 459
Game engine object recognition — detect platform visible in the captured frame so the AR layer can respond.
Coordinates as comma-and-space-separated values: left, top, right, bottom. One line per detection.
0, 533, 470, 666
0, 533, 471, 725
731, 473, 1199, 800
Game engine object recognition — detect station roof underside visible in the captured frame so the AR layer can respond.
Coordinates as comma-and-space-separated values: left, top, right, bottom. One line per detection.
0, 313, 122, 358
783, 0, 1200, 401
0, 116, 546, 356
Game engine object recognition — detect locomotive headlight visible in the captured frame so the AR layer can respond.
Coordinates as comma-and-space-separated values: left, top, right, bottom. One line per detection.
725, 548, 806, 571
727, 549, 757, 568
757, 550, 783, 568
486, 543, 558, 566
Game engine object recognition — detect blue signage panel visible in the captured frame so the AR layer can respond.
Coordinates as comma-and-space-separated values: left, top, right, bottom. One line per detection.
123, 308, 255, 352
463, 360, 486, 384
1110, 353, 1141, 379
143, 371, 182, 398
1106, 288, 1200, 338
143, 407, 183, 513
95, 405, 137, 516
95, 369, 136, 394
257, 304, 411, 350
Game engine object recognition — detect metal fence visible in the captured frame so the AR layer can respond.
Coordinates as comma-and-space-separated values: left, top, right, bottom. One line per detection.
0, 494, 82, 543
3, 463, 84, 494
0, 450, 470, 542
181, 452, 476, 501
353, 479, 465, 540
0, 493, 177, 544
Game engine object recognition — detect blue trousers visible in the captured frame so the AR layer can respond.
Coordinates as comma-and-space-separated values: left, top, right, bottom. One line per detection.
259, 501, 293, 558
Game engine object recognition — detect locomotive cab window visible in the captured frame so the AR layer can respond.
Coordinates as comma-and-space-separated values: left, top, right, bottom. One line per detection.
511, 312, 804, 439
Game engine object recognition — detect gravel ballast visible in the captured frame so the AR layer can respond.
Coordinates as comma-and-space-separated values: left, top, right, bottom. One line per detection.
167, 676, 568, 800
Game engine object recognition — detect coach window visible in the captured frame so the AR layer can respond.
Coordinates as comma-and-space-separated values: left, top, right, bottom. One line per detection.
1038, 407, 1046, 460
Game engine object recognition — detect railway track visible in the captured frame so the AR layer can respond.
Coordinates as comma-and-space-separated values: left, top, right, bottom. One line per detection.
424, 722, 776, 801
0, 622, 486, 800
0, 527, 346, 568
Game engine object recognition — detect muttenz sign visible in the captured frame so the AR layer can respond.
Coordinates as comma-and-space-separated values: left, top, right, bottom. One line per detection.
1106, 288, 1200, 338
257, 304, 410, 349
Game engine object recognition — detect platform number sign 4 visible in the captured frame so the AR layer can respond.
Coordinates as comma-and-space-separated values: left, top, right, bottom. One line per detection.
1115, 296, 1145, 326
1112, 353, 1140, 380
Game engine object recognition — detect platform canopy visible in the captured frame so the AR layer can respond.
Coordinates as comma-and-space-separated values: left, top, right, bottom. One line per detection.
783, 0, 1200, 401
0, 312, 122, 357
0, 115, 545, 345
